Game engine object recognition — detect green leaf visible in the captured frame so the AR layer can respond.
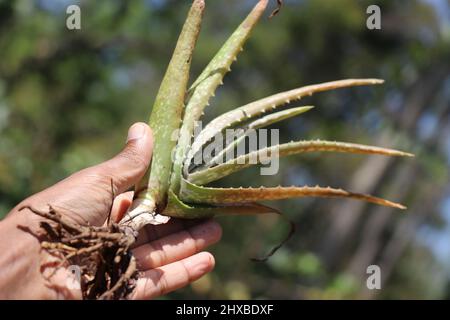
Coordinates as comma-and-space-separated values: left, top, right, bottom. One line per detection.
170, 0, 269, 193
185, 79, 384, 174
180, 178, 407, 209
135, 0, 205, 205
243, 105, 314, 129
166, 186, 293, 263
200, 106, 314, 169
188, 139, 414, 185
164, 190, 277, 219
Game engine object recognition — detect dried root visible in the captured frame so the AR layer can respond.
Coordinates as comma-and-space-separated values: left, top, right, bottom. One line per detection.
20, 205, 138, 300
269, 0, 283, 18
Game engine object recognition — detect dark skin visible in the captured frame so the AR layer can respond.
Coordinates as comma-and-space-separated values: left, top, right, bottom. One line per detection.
0, 123, 222, 299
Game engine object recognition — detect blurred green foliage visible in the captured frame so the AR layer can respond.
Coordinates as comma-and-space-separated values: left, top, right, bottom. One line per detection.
0, 0, 449, 299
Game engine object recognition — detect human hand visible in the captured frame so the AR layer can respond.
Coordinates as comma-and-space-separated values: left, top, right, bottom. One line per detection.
0, 122, 222, 299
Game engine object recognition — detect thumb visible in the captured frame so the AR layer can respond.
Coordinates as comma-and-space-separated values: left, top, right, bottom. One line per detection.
98, 122, 153, 194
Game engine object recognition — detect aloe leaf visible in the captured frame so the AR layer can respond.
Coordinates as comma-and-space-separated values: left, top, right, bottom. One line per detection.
138, 0, 204, 204
244, 105, 314, 129
170, 0, 269, 193
188, 140, 414, 185
163, 190, 277, 219
185, 78, 384, 173
198, 106, 314, 169
180, 178, 407, 209
126, 0, 205, 229
188, 0, 268, 94
166, 189, 293, 263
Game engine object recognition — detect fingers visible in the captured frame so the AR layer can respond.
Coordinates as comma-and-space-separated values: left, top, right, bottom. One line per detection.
133, 219, 200, 247
132, 252, 215, 300
94, 123, 154, 194
133, 220, 222, 270
110, 191, 134, 223
131, 220, 221, 299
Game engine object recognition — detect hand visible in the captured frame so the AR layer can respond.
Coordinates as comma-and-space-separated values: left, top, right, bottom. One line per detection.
0, 123, 222, 299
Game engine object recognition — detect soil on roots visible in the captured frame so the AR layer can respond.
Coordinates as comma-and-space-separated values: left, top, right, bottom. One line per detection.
20, 205, 138, 300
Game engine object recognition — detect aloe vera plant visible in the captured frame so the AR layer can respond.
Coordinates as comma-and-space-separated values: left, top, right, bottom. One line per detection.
121, 0, 413, 234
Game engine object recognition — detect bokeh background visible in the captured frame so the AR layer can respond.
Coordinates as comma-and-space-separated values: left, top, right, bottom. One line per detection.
1, 0, 449, 299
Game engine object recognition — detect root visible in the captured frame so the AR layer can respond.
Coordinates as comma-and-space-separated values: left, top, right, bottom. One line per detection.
20, 205, 138, 300
269, 0, 283, 18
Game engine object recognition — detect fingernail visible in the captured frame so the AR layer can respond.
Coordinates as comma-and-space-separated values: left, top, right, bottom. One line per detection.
126, 123, 146, 143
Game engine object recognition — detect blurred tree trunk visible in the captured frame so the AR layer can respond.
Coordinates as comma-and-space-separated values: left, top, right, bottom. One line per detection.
346, 161, 418, 277
348, 84, 450, 273
359, 184, 447, 299
351, 102, 450, 298
318, 64, 449, 269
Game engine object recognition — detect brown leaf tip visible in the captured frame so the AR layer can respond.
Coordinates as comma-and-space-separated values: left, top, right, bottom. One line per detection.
194, 0, 205, 10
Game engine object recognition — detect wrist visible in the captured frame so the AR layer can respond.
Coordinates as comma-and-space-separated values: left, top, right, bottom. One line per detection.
0, 208, 56, 299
